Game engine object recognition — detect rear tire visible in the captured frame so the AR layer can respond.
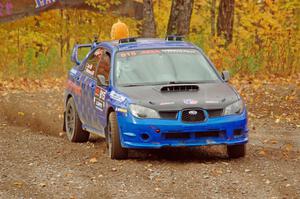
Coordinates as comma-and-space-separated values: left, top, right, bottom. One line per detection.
108, 112, 128, 159
227, 144, 246, 158
65, 98, 90, 142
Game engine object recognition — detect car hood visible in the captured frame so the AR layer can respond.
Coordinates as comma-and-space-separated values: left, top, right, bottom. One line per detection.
118, 83, 239, 111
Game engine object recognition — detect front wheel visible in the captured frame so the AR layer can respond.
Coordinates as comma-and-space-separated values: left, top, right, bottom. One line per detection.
227, 144, 246, 158
107, 112, 128, 159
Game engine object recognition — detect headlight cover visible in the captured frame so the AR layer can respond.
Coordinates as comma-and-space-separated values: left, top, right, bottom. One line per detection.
129, 104, 160, 119
224, 99, 244, 115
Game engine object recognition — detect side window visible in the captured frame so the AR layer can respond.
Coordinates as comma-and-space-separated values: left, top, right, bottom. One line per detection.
84, 49, 102, 77
96, 48, 111, 81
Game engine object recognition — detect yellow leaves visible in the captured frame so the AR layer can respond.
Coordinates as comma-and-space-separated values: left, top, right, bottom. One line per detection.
89, 157, 98, 163
85, 0, 121, 12
18, 112, 25, 116
265, 0, 273, 6
13, 181, 23, 188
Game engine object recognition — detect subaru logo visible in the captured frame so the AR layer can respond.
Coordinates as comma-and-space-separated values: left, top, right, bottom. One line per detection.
188, 110, 198, 115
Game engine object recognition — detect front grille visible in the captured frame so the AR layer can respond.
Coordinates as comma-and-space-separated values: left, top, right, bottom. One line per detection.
160, 85, 199, 92
181, 109, 205, 122
207, 109, 223, 118
163, 131, 224, 140
195, 131, 222, 138
233, 129, 242, 136
164, 133, 190, 139
159, 111, 178, 119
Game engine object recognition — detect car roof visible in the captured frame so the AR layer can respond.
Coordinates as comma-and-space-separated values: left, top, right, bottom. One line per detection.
98, 38, 196, 51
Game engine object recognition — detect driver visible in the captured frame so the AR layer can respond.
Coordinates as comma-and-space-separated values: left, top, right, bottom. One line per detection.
96, 51, 111, 81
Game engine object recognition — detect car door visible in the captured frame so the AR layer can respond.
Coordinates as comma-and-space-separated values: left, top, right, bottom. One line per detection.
93, 47, 112, 130
78, 49, 99, 128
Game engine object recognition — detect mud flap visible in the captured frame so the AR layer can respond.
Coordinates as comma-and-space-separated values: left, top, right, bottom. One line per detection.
63, 111, 66, 132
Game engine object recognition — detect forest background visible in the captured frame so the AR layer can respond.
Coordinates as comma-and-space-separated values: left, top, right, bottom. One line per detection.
0, 0, 299, 79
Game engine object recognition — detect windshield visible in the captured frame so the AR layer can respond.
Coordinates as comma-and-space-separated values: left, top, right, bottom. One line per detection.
114, 49, 220, 86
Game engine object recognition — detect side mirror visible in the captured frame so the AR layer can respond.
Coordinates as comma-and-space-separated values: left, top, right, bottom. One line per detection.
97, 75, 107, 86
71, 45, 80, 65
71, 44, 92, 65
222, 71, 230, 82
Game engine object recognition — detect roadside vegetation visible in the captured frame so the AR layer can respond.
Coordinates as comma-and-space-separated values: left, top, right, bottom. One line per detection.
0, 0, 299, 79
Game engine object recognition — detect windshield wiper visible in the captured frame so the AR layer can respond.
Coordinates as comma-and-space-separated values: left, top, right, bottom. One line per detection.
121, 82, 169, 87
168, 81, 203, 84
121, 83, 145, 87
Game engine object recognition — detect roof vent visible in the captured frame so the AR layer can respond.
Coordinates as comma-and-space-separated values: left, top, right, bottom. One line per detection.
119, 37, 137, 44
165, 35, 184, 41
161, 85, 199, 92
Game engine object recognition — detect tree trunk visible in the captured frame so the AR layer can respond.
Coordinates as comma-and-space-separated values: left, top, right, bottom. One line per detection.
211, 0, 216, 36
65, 10, 70, 54
167, 0, 194, 36
60, 9, 64, 58
142, 0, 156, 37
217, 0, 235, 44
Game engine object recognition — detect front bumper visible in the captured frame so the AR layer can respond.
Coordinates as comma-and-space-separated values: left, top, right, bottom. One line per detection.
116, 110, 248, 149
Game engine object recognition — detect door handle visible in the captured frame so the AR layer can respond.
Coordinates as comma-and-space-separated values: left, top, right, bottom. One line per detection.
89, 82, 95, 88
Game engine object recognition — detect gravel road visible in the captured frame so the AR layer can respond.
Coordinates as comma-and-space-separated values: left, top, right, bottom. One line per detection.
0, 83, 299, 199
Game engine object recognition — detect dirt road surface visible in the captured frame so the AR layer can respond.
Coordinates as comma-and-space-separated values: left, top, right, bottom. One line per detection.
0, 79, 299, 199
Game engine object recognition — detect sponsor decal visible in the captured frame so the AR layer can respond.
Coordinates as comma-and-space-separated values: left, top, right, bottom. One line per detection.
161, 49, 197, 54
94, 86, 107, 111
159, 102, 175, 106
140, 50, 161, 55
99, 89, 106, 101
118, 49, 197, 59
95, 99, 104, 111
119, 51, 137, 58
0, 1, 13, 16
110, 91, 126, 102
66, 80, 81, 96
116, 107, 127, 113
35, 0, 56, 8
85, 63, 95, 76
188, 110, 198, 115
205, 100, 219, 104
183, 99, 198, 105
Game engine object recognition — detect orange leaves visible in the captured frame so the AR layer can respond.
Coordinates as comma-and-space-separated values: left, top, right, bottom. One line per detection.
265, 0, 273, 6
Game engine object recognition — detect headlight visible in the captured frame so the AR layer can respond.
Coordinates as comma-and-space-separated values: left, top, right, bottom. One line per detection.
224, 99, 244, 115
129, 104, 160, 119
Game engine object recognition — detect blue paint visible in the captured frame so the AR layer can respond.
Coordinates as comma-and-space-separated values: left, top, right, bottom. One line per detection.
64, 38, 248, 149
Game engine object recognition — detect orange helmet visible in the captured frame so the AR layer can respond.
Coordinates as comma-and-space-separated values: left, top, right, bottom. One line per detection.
111, 20, 129, 40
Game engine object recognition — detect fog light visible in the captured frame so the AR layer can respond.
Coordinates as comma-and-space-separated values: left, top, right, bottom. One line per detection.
141, 133, 150, 140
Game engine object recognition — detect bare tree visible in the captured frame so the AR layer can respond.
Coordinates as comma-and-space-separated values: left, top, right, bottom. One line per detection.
142, 0, 156, 37
217, 0, 235, 44
167, 0, 194, 36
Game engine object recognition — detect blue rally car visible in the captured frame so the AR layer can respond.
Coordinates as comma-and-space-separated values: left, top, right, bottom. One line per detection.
63, 36, 248, 159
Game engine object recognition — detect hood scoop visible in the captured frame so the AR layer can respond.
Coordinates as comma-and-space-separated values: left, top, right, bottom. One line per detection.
160, 85, 199, 92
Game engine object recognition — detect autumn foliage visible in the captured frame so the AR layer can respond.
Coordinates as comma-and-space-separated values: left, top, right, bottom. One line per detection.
0, 0, 299, 78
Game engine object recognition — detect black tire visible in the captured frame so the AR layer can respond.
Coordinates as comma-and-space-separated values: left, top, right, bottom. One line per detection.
65, 97, 90, 142
227, 144, 246, 158
107, 112, 128, 159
